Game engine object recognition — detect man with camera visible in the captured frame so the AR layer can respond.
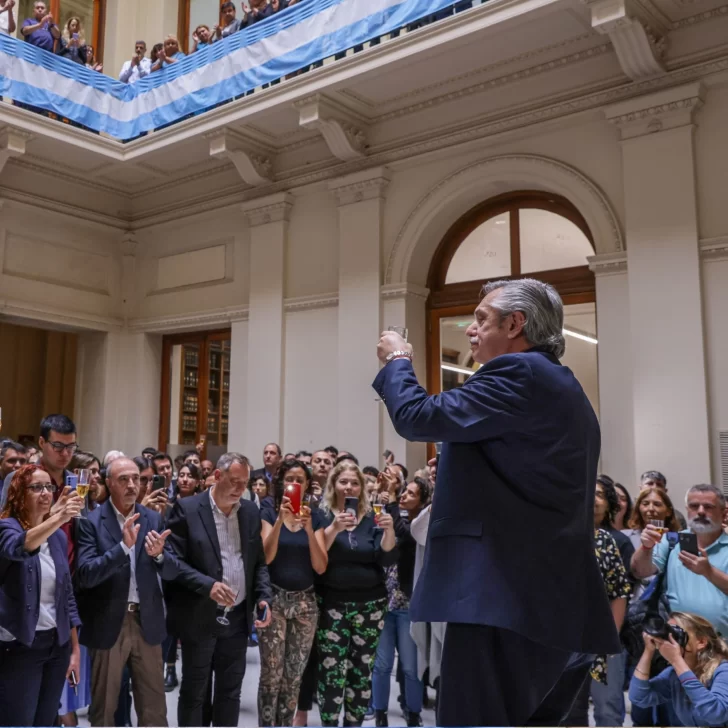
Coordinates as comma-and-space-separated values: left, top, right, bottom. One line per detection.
632, 483, 728, 638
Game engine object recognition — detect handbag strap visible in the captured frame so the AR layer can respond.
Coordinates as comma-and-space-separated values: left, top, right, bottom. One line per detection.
644, 533, 678, 611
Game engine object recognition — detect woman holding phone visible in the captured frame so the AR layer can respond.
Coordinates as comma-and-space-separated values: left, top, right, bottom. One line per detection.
57, 17, 87, 64
0, 464, 84, 727
257, 459, 328, 726
317, 462, 398, 727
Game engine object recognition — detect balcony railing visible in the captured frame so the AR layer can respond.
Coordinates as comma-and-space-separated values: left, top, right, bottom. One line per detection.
0, 0, 477, 142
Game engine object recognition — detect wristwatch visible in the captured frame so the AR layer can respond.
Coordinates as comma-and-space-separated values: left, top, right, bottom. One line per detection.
153, 553, 164, 564
386, 350, 413, 363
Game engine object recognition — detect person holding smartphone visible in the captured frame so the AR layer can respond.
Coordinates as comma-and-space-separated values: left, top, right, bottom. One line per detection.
316, 462, 397, 727
0, 464, 84, 727
56, 17, 87, 65
257, 459, 328, 726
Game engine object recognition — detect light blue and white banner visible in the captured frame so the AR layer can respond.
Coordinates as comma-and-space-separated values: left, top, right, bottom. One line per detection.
0, 0, 465, 140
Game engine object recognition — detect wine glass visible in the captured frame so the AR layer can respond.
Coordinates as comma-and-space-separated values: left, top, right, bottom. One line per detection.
372, 497, 384, 530
66, 474, 88, 520
649, 519, 667, 536
216, 587, 240, 626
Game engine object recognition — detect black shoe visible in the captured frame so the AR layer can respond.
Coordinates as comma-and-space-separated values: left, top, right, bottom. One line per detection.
164, 665, 178, 692
374, 710, 388, 727
406, 712, 422, 727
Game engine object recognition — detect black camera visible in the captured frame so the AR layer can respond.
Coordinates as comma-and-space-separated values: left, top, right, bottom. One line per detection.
643, 615, 689, 648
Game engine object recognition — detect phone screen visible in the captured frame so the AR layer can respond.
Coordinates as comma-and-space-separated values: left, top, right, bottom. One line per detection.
679, 532, 699, 556
257, 604, 268, 622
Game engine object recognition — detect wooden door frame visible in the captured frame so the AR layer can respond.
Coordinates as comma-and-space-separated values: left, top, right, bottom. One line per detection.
49, 0, 106, 61
157, 328, 230, 453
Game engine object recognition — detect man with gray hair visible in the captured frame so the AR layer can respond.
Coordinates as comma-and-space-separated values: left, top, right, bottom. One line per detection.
632, 483, 728, 637
374, 278, 619, 726
166, 451, 272, 727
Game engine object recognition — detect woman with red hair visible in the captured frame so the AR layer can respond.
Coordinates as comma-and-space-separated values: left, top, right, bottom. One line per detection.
0, 464, 84, 726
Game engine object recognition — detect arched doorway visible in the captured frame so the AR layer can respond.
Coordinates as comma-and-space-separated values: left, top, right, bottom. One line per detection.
426, 190, 599, 411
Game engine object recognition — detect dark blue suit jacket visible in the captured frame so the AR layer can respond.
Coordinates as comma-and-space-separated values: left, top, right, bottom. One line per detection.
373, 351, 620, 655
75, 500, 179, 650
0, 519, 80, 647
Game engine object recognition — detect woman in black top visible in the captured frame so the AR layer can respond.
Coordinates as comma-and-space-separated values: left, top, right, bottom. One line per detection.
372, 475, 431, 727
317, 462, 397, 727
258, 460, 328, 727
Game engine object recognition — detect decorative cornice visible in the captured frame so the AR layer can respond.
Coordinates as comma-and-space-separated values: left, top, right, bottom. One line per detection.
700, 236, 728, 262
0, 298, 123, 332
588, 251, 628, 276
119, 231, 137, 257
296, 95, 367, 162
241, 192, 294, 226
585, 0, 666, 81
672, 5, 728, 29
127, 305, 250, 334
381, 283, 430, 301
329, 167, 391, 206
284, 293, 339, 312
208, 130, 273, 187
605, 82, 705, 138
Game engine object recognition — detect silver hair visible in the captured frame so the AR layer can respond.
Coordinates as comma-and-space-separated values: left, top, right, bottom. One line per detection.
103, 450, 126, 467
216, 452, 251, 472
686, 483, 726, 509
481, 278, 566, 359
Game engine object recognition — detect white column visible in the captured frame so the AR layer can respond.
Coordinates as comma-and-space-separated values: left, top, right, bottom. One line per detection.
227, 318, 249, 454
241, 193, 292, 460
380, 283, 429, 473
606, 83, 711, 499
330, 168, 391, 467
589, 253, 636, 487
75, 331, 162, 457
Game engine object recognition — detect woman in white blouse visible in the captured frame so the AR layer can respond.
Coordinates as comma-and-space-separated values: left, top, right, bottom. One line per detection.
0, 464, 84, 726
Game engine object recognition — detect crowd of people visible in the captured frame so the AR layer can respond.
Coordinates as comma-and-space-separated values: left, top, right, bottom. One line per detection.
1, 410, 728, 728
0, 415, 438, 727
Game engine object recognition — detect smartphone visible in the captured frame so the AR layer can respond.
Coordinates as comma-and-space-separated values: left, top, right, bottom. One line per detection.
65, 473, 78, 491
382, 449, 393, 460
435, 441, 443, 470
151, 474, 165, 492
344, 496, 358, 519
679, 532, 700, 556
70, 669, 78, 695
285, 482, 301, 514
257, 604, 268, 622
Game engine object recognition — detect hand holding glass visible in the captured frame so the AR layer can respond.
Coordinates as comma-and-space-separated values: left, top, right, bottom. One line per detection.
649, 519, 667, 536
387, 326, 408, 343
216, 587, 239, 626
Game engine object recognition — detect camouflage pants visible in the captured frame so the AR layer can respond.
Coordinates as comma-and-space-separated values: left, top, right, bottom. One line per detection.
257, 587, 318, 727
317, 598, 387, 725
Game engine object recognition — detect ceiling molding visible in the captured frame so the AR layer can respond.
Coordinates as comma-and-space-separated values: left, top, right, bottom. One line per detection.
127, 305, 250, 334
329, 167, 391, 206
381, 282, 430, 300
700, 236, 728, 262
241, 191, 294, 226
0, 298, 124, 332
672, 4, 728, 29
588, 251, 628, 276
284, 293, 339, 312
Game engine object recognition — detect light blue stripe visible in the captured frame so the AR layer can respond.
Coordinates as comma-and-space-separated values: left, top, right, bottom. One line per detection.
0, 0, 467, 139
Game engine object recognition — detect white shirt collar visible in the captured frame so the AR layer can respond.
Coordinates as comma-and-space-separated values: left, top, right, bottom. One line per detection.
209, 487, 240, 517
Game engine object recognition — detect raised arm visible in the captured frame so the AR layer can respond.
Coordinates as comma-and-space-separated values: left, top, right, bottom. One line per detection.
373, 355, 531, 444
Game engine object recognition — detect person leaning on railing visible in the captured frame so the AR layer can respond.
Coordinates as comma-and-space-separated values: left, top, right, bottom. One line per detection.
151, 34, 186, 72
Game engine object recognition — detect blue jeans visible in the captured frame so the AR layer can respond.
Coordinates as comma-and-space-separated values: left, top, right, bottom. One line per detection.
372, 609, 423, 713
590, 651, 627, 726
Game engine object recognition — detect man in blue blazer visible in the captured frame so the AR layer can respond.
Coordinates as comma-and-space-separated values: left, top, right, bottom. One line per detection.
76, 456, 179, 727
374, 278, 620, 727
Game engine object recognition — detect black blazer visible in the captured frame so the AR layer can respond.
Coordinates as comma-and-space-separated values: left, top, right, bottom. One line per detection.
75, 500, 179, 650
165, 490, 272, 640
374, 351, 620, 656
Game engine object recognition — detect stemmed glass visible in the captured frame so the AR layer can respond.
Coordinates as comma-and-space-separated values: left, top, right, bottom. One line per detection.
372, 496, 384, 530
387, 326, 408, 342
216, 587, 240, 627
649, 519, 667, 536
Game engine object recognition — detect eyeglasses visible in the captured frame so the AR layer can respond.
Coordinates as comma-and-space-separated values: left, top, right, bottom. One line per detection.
47, 441, 79, 454
27, 483, 57, 494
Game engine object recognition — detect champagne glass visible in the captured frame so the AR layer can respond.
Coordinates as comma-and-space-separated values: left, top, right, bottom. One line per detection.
372, 497, 384, 530
649, 519, 667, 536
216, 587, 240, 626
66, 474, 87, 520
76, 469, 91, 518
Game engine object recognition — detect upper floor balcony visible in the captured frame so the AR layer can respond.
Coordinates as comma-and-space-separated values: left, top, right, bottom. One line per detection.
1, 0, 727, 227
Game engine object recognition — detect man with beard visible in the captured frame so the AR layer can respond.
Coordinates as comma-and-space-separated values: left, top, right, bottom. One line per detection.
633, 483, 728, 637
